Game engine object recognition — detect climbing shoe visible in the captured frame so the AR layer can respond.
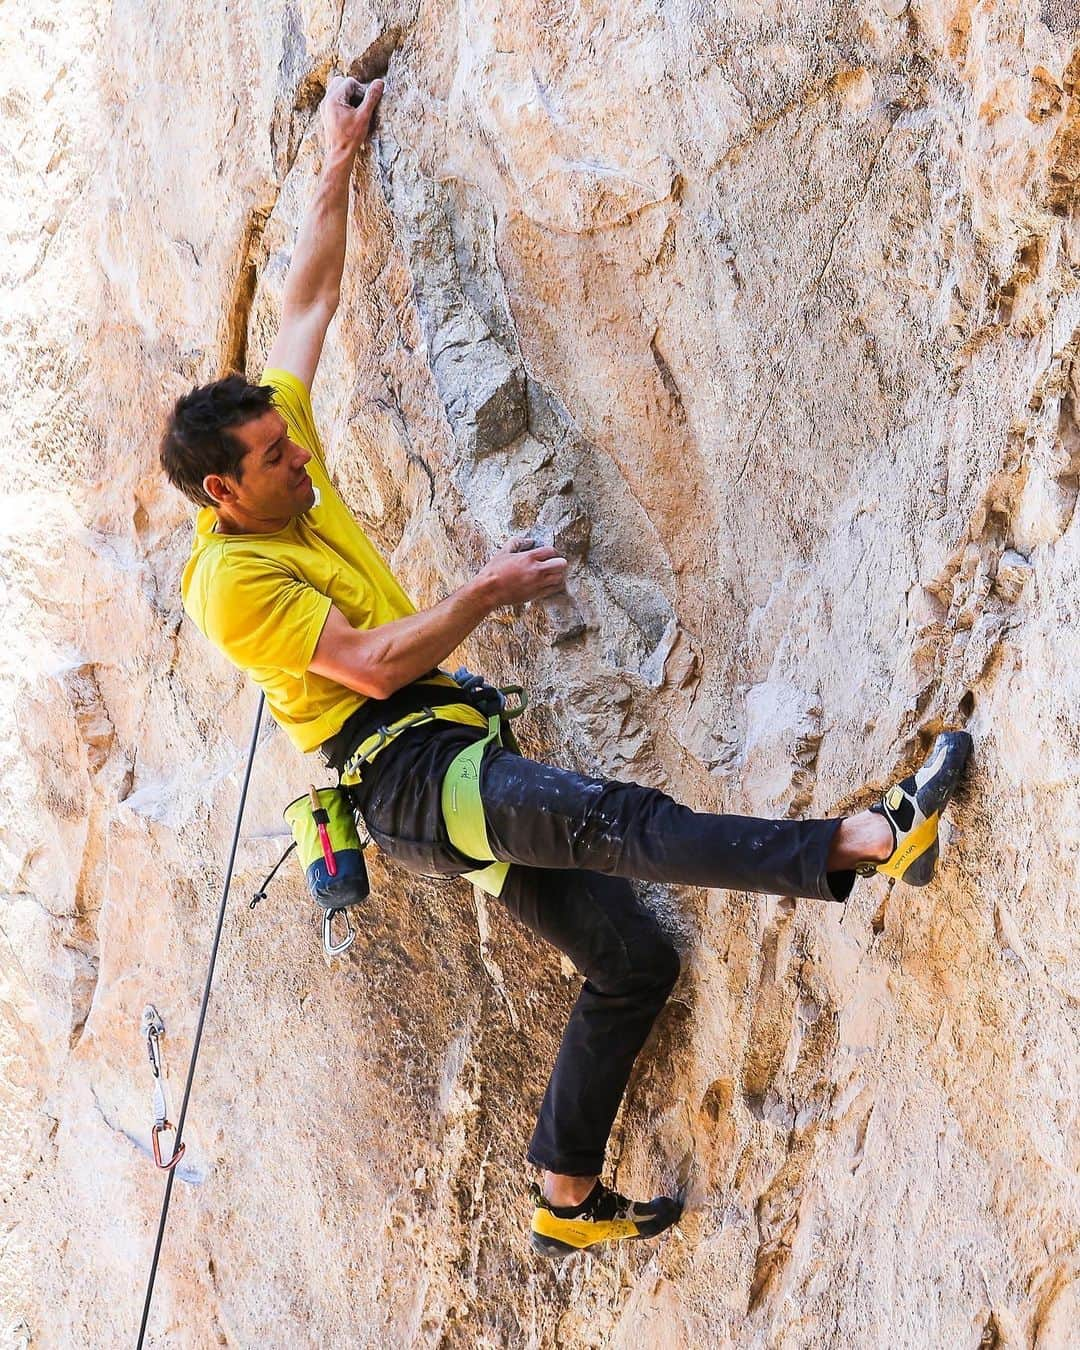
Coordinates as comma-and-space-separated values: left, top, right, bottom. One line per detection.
529, 1179, 682, 1259
858, 730, 973, 886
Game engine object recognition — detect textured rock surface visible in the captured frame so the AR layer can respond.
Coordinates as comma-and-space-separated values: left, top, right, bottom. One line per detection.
3, 0, 1080, 1345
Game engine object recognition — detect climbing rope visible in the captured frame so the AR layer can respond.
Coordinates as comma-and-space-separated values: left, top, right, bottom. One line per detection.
136, 692, 264, 1349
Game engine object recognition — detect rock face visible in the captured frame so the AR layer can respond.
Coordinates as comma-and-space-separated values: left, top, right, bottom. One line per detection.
3, 1, 1080, 1345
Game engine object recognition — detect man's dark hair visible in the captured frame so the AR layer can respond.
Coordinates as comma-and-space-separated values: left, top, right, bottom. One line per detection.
159, 375, 277, 507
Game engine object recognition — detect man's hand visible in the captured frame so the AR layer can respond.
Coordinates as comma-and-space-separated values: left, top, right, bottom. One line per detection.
476, 536, 569, 607
321, 76, 383, 163
263, 74, 385, 390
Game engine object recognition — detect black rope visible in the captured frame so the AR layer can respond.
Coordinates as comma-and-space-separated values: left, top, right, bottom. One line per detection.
136, 692, 265, 1349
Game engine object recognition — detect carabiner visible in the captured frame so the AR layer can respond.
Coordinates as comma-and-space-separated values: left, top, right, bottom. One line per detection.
497, 684, 528, 719
152, 1121, 186, 1171
322, 907, 354, 958
141, 1005, 165, 1079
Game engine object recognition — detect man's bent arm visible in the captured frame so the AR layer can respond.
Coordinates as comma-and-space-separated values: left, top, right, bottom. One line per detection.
264, 76, 383, 390
308, 540, 568, 699
308, 580, 498, 700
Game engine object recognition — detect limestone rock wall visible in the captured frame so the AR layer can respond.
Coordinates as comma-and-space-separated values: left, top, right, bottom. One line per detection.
3, 0, 1079, 1345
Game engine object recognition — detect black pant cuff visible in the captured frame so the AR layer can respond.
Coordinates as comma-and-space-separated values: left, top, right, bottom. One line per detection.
816, 817, 855, 902
526, 1147, 604, 1177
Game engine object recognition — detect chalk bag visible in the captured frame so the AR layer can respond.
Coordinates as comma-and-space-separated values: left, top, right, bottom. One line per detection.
283, 786, 369, 916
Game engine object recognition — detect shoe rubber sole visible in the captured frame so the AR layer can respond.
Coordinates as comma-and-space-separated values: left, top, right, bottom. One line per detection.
529, 1201, 682, 1259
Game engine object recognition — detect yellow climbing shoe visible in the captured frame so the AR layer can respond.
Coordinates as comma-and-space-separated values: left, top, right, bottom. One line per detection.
859, 731, 973, 886
529, 1180, 682, 1259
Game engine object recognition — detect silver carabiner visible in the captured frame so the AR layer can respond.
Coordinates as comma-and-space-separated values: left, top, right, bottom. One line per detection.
322, 908, 354, 958
141, 1005, 165, 1083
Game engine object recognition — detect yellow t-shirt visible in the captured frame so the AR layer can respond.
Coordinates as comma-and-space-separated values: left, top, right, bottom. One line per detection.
181, 367, 486, 752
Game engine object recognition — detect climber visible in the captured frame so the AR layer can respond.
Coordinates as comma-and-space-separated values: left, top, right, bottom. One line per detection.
159, 75, 973, 1259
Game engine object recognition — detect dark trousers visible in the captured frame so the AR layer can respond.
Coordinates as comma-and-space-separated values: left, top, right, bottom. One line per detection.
344, 724, 854, 1177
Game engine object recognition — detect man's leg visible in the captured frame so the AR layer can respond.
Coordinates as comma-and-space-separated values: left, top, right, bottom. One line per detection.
479, 749, 891, 902
497, 866, 679, 1205
351, 723, 968, 1254
351, 728, 686, 1242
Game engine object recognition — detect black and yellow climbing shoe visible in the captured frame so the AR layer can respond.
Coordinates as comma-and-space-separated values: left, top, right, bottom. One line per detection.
858, 730, 973, 886
529, 1180, 682, 1259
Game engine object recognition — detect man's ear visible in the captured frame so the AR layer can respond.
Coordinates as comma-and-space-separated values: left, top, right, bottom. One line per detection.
203, 473, 235, 506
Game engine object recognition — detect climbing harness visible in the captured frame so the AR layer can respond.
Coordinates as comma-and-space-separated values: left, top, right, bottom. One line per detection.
254, 671, 530, 938
140, 1004, 185, 1171
338, 668, 527, 897
136, 692, 264, 1350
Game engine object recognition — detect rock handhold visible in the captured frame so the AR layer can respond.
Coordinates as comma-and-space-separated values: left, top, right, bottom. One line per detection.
348, 29, 403, 85
530, 497, 589, 642
434, 328, 527, 458
472, 354, 527, 457
992, 549, 1034, 604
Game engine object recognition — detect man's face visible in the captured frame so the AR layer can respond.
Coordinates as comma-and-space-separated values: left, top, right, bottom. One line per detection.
214, 410, 316, 522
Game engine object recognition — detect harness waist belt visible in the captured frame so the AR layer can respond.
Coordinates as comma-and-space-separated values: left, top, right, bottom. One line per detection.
321, 675, 489, 775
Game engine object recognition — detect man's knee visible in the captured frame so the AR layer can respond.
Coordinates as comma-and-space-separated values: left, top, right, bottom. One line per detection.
650, 935, 681, 993
621, 928, 680, 997
564, 873, 681, 996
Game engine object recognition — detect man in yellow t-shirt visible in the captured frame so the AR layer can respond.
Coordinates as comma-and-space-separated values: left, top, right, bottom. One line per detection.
177, 362, 506, 751
159, 76, 971, 1260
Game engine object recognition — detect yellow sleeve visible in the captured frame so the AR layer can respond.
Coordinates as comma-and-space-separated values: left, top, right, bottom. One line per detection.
203, 556, 333, 679
258, 366, 325, 466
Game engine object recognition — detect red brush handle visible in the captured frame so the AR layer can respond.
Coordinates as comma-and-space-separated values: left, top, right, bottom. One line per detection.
317, 823, 338, 876
308, 785, 338, 876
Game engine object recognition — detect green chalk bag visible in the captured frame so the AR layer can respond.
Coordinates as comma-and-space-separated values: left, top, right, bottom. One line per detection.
283, 786, 370, 912
250, 785, 369, 957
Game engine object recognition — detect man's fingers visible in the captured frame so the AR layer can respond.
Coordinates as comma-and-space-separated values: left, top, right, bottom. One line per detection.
353, 78, 384, 113
537, 580, 568, 598
326, 74, 383, 115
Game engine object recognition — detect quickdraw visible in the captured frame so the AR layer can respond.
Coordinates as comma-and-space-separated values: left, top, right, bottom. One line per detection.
140, 1004, 185, 1172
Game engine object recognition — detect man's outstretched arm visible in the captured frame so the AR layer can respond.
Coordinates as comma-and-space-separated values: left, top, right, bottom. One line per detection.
308, 539, 568, 699
263, 75, 384, 390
